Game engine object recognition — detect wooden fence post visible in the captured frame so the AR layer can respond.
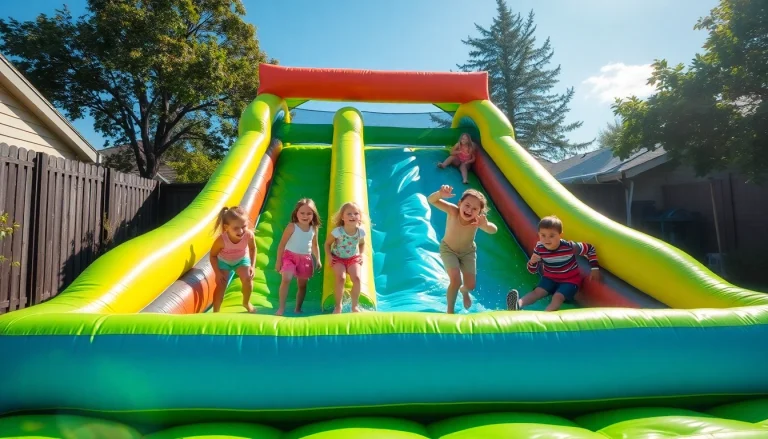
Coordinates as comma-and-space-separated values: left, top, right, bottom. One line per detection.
28, 151, 48, 307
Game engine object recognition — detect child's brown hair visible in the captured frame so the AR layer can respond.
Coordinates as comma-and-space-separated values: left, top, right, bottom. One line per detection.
538, 215, 563, 233
459, 189, 490, 214
291, 198, 322, 230
213, 206, 250, 233
331, 201, 365, 228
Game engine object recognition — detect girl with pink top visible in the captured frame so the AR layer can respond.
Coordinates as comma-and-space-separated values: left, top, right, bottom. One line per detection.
275, 198, 322, 316
209, 206, 257, 313
437, 133, 477, 184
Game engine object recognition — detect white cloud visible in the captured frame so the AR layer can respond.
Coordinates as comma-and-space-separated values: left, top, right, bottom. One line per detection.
582, 63, 655, 103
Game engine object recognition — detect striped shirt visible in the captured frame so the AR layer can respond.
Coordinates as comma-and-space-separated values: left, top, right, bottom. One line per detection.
527, 239, 599, 283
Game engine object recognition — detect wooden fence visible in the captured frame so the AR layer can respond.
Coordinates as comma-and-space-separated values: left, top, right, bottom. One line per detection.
0, 144, 169, 314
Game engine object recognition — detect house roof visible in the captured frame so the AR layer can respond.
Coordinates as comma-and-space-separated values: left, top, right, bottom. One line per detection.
0, 52, 99, 163
534, 156, 554, 171
548, 146, 669, 184
99, 143, 177, 183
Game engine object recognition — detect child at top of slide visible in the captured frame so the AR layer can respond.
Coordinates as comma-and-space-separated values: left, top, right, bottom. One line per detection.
275, 198, 322, 316
437, 133, 477, 184
324, 201, 367, 314
209, 206, 257, 313
507, 215, 601, 312
428, 184, 498, 314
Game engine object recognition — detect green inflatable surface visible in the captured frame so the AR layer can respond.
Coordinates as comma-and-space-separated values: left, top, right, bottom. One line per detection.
2, 402, 767, 438
216, 145, 331, 315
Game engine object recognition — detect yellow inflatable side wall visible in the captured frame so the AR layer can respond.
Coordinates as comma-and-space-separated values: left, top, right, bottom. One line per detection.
454, 100, 768, 309
7, 94, 288, 317
321, 108, 377, 311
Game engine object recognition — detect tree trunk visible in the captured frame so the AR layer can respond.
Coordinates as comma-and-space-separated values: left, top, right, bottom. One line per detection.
142, 151, 159, 179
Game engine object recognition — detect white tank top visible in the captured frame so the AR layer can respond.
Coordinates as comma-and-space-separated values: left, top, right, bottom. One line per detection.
285, 224, 315, 255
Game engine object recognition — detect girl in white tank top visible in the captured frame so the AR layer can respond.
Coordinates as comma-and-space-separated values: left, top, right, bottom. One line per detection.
275, 199, 322, 316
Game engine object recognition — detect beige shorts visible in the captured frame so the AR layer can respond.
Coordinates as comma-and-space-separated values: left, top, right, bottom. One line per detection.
439, 240, 477, 274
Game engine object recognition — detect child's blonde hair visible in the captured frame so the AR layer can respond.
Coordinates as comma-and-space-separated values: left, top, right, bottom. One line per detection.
214, 206, 250, 233
331, 201, 365, 228
459, 189, 490, 215
456, 132, 475, 148
291, 198, 321, 230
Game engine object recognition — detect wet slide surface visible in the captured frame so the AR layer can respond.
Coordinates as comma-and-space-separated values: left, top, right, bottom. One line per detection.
217, 145, 331, 315
365, 147, 575, 312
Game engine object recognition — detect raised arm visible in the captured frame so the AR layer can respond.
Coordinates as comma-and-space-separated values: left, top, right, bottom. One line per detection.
427, 185, 459, 215
475, 214, 497, 234
526, 248, 541, 274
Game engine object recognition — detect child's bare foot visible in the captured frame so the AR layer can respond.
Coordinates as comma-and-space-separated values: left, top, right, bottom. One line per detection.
437, 162, 445, 168
463, 180, 468, 184
351, 305, 360, 313
243, 302, 256, 313
460, 288, 472, 309
294, 307, 303, 314
333, 306, 342, 314
275, 307, 284, 316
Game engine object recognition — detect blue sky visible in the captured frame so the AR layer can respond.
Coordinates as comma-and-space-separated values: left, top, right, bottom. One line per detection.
2, 0, 718, 156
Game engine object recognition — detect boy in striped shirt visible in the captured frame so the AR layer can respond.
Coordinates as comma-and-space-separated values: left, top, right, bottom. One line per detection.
507, 215, 600, 311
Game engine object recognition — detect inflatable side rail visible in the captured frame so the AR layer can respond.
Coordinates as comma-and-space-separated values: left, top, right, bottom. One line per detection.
0, 94, 288, 317
321, 108, 377, 312
141, 138, 284, 313
453, 100, 768, 308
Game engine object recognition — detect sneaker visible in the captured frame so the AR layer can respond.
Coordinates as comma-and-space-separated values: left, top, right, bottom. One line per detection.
506, 289, 520, 311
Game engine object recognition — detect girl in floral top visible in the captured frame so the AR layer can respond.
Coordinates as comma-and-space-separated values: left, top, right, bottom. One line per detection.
324, 201, 367, 314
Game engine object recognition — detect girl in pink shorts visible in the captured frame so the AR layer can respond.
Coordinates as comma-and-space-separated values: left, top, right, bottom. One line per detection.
437, 133, 477, 184
275, 199, 322, 316
324, 201, 367, 314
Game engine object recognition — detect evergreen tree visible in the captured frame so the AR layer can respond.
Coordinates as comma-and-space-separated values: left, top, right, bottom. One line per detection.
597, 120, 623, 150
459, 0, 591, 160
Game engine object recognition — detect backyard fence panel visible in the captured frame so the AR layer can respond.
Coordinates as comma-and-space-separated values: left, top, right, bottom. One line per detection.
0, 144, 36, 313
1, 147, 201, 314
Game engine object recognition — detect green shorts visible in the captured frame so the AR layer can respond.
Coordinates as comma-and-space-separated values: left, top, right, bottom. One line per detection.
217, 257, 250, 272
439, 240, 477, 274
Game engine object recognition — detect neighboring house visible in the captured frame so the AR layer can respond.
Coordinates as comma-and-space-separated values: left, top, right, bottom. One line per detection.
547, 147, 669, 226
0, 53, 98, 162
545, 146, 767, 284
99, 143, 177, 183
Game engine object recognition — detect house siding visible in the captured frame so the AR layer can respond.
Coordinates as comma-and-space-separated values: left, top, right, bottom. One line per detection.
0, 84, 75, 159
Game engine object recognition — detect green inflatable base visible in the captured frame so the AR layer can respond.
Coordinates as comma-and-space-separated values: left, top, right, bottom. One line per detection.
2, 399, 767, 438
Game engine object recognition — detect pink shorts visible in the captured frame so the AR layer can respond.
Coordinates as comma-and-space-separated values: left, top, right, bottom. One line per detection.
331, 254, 362, 268
281, 250, 314, 279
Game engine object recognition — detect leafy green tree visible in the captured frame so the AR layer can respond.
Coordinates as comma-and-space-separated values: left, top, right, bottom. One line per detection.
0, 0, 275, 178
458, 0, 591, 160
612, 0, 767, 182
165, 141, 221, 183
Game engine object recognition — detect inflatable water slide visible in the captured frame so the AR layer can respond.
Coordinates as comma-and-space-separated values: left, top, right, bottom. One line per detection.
1, 65, 767, 438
